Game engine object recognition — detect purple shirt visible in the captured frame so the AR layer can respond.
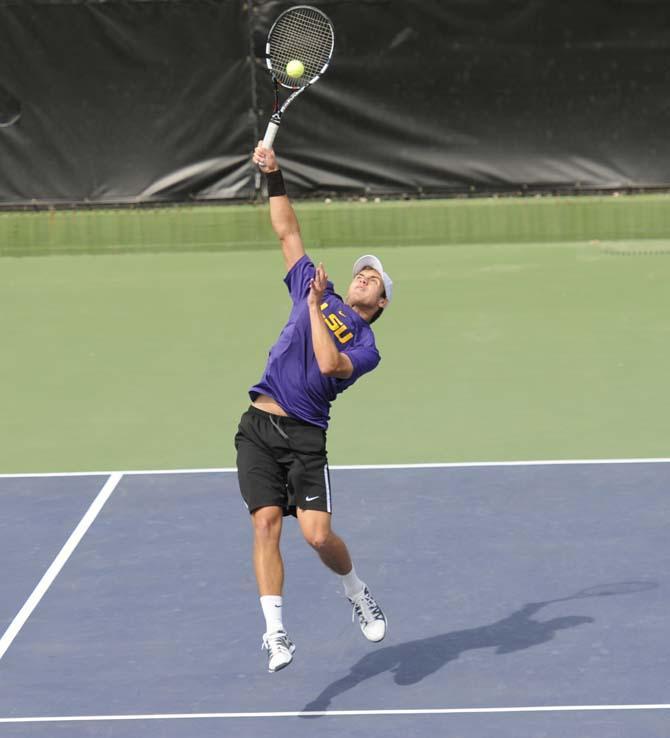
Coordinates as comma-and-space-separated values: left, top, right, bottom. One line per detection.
249, 255, 381, 428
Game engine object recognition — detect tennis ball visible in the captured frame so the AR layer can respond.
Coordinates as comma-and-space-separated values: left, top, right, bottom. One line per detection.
286, 59, 305, 78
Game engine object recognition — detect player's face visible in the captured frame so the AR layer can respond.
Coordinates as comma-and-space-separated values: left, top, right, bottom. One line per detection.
346, 268, 386, 307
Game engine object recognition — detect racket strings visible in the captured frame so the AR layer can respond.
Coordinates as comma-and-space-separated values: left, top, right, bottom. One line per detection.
271, 21, 331, 72
272, 9, 332, 55
269, 7, 333, 87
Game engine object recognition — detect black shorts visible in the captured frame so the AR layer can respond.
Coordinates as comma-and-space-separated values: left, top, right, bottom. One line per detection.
234, 405, 332, 517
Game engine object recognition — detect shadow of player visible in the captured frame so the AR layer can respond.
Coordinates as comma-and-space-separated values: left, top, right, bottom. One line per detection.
302, 599, 593, 714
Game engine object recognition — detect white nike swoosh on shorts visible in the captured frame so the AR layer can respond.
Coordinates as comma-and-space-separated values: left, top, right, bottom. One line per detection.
305, 496, 320, 502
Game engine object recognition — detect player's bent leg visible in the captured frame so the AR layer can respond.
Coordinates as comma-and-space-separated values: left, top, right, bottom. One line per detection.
297, 508, 352, 575
297, 508, 387, 642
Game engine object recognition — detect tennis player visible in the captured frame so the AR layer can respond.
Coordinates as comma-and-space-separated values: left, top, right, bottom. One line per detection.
235, 143, 392, 673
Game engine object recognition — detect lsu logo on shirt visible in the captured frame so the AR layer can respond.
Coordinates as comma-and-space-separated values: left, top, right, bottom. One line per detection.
320, 302, 353, 344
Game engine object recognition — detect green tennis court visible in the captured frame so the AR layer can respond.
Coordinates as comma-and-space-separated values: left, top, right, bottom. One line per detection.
1, 194, 668, 474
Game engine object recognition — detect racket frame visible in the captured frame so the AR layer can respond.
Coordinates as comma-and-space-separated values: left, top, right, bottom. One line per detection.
261, 5, 334, 149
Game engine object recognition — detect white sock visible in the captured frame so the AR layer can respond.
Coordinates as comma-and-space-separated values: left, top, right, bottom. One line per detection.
340, 565, 365, 599
260, 596, 284, 634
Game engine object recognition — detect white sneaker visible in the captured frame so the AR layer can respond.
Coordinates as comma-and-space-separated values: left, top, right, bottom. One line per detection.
348, 586, 387, 642
261, 630, 296, 672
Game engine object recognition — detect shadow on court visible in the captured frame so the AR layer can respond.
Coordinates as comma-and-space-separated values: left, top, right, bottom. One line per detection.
304, 600, 595, 712
302, 580, 659, 714
303, 600, 593, 713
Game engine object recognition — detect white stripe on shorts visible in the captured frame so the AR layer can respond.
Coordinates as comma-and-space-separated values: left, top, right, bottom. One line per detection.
324, 464, 331, 513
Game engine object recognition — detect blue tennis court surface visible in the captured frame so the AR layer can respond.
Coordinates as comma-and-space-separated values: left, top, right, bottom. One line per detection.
0, 461, 668, 737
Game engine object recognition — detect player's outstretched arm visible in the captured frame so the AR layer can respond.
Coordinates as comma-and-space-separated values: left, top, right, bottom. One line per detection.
253, 143, 306, 272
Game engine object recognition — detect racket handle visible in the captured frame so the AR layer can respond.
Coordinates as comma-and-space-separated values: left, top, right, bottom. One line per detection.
262, 121, 280, 149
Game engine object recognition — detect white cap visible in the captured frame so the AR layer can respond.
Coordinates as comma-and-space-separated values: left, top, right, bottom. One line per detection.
352, 254, 393, 304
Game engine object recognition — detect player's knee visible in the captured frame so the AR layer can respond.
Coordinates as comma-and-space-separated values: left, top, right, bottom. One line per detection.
252, 508, 282, 541
303, 528, 331, 550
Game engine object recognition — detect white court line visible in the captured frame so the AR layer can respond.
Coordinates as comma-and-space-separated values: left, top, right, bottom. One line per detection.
0, 704, 668, 723
0, 472, 123, 662
332, 458, 670, 470
0, 468, 237, 479
0, 457, 669, 479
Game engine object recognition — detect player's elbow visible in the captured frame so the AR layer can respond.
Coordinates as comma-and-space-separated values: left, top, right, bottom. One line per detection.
320, 358, 353, 379
318, 358, 340, 376
273, 213, 301, 243
278, 229, 301, 247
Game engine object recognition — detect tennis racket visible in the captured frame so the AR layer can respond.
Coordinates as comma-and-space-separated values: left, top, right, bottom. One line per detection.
261, 5, 335, 149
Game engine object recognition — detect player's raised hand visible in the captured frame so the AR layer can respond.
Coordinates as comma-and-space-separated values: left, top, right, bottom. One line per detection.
308, 263, 328, 305
253, 142, 279, 174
